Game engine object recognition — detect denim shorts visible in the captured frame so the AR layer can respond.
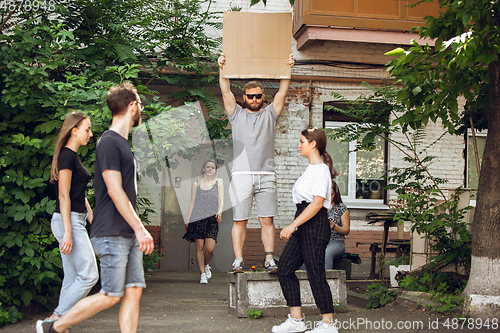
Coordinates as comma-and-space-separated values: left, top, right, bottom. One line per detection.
91, 236, 146, 297
229, 173, 277, 221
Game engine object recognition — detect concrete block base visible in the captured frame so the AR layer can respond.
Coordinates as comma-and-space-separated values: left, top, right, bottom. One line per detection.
464, 295, 500, 319
228, 270, 347, 317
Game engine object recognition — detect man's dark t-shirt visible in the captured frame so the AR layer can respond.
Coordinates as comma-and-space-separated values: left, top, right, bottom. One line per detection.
55, 147, 89, 214
90, 130, 137, 238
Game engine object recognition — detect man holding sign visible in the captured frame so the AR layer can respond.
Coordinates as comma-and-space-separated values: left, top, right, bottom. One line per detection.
218, 53, 294, 273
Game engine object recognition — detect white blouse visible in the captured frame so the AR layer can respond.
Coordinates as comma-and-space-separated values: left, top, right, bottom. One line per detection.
292, 163, 332, 210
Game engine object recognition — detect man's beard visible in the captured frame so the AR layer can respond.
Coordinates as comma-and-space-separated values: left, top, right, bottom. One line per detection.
133, 109, 141, 127
242, 100, 264, 111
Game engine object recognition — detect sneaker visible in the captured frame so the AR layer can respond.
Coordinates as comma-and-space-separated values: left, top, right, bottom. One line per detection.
231, 257, 244, 273
204, 264, 212, 279
306, 320, 339, 333
265, 258, 278, 274
43, 317, 58, 323
272, 314, 306, 333
36, 320, 54, 333
200, 273, 208, 284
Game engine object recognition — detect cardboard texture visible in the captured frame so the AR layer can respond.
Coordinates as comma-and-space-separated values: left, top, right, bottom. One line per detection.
222, 11, 292, 79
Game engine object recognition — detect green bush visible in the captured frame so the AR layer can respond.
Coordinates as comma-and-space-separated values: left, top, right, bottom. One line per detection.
366, 282, 397, 309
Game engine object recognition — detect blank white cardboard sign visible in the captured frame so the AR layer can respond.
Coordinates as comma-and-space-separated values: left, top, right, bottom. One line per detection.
222, 11, 292, 79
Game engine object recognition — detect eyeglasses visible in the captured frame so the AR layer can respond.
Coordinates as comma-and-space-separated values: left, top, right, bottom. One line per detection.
245, 94, 263, 100
131, 101, 145, 111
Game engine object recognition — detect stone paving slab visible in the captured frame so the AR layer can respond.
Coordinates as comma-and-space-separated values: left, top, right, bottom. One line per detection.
1, 270, 498, 333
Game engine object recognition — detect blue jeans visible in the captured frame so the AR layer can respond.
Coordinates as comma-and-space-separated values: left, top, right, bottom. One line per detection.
324, 240, 346, 270
51, 212, 98, 316
299, 240, 346, 270
91, 236, 146, 297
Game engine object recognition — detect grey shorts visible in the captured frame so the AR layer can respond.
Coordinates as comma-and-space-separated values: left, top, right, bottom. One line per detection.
91, 236, 146, 297
229, 173, 278, 221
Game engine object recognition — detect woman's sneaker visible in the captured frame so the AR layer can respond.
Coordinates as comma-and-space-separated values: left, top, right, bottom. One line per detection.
204, 264, 212, 279
306, 320, 339, 333
272, 314, 306, 333
36, 320, 54, 333
200, 273, 208, 284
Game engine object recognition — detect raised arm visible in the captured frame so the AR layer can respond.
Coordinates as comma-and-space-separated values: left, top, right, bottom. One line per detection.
218, 53, 236, 115
273, 54, 295, 116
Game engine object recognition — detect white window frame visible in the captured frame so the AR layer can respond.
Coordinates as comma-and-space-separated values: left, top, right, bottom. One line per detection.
466, 128, 487, 207
325, 121, 388, 209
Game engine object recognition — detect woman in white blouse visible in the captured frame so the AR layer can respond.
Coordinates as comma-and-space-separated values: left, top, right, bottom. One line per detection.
272, 128, 339, 333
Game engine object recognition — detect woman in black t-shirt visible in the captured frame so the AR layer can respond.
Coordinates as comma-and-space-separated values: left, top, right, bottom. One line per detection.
45, 112, 98, 323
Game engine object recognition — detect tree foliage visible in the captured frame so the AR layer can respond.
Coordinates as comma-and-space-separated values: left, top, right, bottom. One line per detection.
385, 0, 498, 134
0, 0, 223, 325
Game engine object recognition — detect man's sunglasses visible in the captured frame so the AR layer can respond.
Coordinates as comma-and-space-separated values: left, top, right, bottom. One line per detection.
245, 94, 263, 99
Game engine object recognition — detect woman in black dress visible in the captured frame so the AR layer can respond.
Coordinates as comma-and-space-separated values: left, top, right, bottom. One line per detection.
183, 160, 224, 283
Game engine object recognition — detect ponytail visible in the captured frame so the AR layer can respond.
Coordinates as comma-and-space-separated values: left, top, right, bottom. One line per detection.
322, 151, 338, 179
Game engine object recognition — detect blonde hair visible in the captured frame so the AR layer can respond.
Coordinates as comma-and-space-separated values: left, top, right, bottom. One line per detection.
50, 112, 89, 184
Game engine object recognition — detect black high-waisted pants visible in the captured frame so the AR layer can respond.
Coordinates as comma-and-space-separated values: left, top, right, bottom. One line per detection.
277, 201, 333, 314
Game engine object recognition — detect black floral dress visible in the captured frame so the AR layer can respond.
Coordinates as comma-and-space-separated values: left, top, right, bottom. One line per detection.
183, 181, 219, 242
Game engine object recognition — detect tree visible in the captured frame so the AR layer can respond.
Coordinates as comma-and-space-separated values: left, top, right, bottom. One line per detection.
385, 0, 500, 318
0, 0, 222, 325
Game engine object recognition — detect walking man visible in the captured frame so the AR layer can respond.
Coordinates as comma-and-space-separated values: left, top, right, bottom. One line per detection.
37, 81, 155, 333
218, 53, 294, 273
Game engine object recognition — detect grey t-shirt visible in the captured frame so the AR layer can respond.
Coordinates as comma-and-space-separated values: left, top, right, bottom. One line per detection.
228, 103, 279, 173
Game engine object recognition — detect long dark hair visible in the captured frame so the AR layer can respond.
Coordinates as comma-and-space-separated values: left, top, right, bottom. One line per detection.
332, 180, 343, 205
301, 127, 339, 179
50, 112, 89, 184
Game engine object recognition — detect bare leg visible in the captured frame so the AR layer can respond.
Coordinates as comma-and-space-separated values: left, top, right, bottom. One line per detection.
53, 293, 120, 332
231, 220, 248, 258
195, 239, 206, 274
118, 287, 143, 333
290, 306, 302, 320
322, 312, 334, 323
259, 216, 275, 261
204, 238, 216, 265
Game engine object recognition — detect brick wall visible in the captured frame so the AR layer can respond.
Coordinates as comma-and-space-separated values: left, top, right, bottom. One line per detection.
241, 228, 410, 269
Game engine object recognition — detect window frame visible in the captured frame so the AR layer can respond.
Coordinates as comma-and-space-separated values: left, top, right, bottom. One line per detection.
466, 128, 487, 207
324, 120, 389, 209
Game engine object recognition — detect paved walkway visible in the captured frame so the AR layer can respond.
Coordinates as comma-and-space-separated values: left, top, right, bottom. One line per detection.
1, 267, 494, 333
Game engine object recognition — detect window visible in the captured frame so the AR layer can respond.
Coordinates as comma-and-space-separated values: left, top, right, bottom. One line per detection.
324, 102, 388, 208
466, 129, 486, 204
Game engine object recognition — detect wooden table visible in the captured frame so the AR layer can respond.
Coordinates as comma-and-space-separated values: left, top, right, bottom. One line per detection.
356, 212, 409, 279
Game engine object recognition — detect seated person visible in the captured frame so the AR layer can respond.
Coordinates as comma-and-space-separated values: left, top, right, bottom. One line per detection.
325, 181, 350, 269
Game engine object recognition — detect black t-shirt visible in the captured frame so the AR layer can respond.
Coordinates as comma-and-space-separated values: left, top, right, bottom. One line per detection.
90, 130, 137, 238
55, 147, 90, 214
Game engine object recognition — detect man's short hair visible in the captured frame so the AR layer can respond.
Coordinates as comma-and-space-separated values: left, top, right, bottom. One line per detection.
243, 81, 264, 94
106, 81, 138, 116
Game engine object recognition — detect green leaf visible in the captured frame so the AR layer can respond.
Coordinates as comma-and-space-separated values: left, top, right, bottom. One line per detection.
385, 48, 407, 56
21, 290, 33, 307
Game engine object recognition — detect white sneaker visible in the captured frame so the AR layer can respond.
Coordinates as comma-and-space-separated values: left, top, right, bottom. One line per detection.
204, 264, 212, 279
306, 320, 339, 333
231, 257, 244, 273
272, 314, 306, 333
200, 273, 208, 284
